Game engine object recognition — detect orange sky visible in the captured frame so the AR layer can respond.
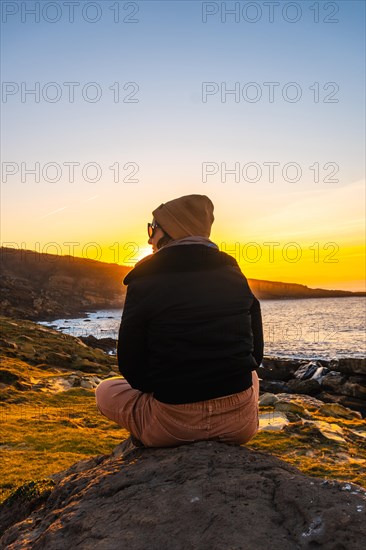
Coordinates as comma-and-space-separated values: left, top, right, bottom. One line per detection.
2, 180, 365, 292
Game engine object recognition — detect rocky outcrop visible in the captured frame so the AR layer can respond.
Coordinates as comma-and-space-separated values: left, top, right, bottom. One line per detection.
330, 358, 366, 375
0, 316, 118, 403
0, 248, 130, 321
79, 335, 117, 354
1, 439, 366, 550
259, 357, 366, 416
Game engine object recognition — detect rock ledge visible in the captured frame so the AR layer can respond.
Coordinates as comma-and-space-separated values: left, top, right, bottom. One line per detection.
1, 440, 365, 550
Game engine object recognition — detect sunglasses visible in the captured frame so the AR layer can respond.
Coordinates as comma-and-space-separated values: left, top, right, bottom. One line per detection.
147, 221, 160, 238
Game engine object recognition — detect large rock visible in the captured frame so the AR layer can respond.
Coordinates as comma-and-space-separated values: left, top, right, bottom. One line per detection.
317, 403, 362, 420
317, 392, 366, 417
287, 378, 321, 396
79, 335, 117, 354
275, 400, 309, 417
0, 339, 18, 350
45, 352, 72, 368
310, 366, 330, 381
342, 376, 366, 400
1, 440, 366, 550
321, 373, 366, 401
258, 412, 289, 430
275, 393, 325, 411
303, 420, 347, 444
321, 372, 347, 393
259, 358, 301, 381
0, 369, 19, 385
329, 358, 366, 376
259, 392, 279, 406
293, 361, 319, 380
259, 379, 290, 394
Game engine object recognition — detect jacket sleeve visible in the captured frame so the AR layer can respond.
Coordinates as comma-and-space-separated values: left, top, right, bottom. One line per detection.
249, 296, 264, 367
117, 282, 154, 393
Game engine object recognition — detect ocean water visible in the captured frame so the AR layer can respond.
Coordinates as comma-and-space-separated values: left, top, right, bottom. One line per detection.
38, 297, 366, 361
259, 297, 365, 360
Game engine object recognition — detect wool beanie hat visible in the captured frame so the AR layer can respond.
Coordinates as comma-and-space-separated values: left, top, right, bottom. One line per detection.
152, 194, 215, 240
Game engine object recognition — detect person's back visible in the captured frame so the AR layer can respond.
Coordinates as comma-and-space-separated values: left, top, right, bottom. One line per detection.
118, 243, 262, 404
96, 194, 264, 448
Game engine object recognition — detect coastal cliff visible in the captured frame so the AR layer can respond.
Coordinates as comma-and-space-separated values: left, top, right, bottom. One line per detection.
0, 248, 130, 321
248, 278, 365, 300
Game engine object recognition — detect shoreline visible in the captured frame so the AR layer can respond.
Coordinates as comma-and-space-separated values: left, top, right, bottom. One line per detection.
33, 320, 366, 363
32, 293, 366, 324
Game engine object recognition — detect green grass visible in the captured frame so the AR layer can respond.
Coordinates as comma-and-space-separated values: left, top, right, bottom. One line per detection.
0, 316, 125, 503
0, 390, 128, 503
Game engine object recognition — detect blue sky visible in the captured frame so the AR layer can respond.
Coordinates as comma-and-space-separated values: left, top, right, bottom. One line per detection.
1, 0, 365, 289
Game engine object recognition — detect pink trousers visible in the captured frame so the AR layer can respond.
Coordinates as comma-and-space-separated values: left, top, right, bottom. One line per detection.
95, 372, 259, 448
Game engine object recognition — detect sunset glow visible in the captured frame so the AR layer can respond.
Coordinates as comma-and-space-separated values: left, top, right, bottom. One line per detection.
1, 1, 365, 292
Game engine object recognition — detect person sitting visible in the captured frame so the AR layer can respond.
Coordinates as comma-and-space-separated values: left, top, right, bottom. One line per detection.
96, 194, 264, 447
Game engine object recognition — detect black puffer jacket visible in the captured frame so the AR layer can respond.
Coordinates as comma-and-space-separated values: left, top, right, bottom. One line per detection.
117, 244, 264, 404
